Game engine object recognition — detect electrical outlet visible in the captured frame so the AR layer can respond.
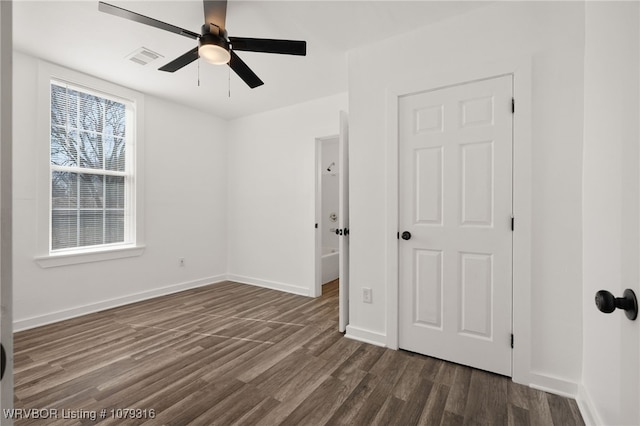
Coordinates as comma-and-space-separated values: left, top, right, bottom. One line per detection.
179, 258, 185, 267
363, 287, 372, 304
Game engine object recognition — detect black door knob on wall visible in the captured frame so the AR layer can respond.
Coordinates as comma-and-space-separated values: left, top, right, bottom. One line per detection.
595, 289, 638, 320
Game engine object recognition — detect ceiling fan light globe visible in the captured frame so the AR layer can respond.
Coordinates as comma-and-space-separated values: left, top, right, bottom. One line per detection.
199, 44, 230, 65
198, 33, 230, 65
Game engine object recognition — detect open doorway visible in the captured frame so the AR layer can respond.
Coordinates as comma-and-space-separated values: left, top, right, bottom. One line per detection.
315, 135, 340, 298
315, 110, 350, 332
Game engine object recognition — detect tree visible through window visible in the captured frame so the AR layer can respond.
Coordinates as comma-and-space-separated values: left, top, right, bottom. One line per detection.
50, 81, 132, 251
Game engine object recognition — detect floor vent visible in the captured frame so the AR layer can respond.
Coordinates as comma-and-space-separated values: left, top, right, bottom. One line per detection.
125, 47, 164, 66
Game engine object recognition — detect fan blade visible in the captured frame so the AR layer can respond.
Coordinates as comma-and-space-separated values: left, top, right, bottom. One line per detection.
229, 51, 263, 89
98, 2, 199, 40
229, 37, 306, 56
159, 47, 199, 73
203, 0, 227, 31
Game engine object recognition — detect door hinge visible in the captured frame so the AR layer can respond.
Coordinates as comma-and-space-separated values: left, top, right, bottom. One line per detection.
511, 216, 515, 231
511, 97, 515, 114
511, 333, 514, 349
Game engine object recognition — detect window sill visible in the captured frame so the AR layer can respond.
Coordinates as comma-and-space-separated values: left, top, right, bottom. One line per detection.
35, 245, 145, 268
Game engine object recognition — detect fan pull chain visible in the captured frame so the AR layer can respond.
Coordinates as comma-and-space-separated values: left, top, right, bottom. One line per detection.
197, 59, 200, 87
228, 66, 231, 98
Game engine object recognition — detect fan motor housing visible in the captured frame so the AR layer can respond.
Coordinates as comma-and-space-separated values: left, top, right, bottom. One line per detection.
201, 23, 227, 39
199, 32, 229, 51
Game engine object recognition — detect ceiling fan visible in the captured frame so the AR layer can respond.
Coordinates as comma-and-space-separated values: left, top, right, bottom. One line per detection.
98, 1, 307, 88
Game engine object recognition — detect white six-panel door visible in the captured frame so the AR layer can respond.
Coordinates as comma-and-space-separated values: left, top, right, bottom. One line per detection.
398, 75, 513, 376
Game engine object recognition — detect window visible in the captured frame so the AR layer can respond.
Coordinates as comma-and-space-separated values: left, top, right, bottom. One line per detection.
50, 81, 132, 252
36, 62, 144, 267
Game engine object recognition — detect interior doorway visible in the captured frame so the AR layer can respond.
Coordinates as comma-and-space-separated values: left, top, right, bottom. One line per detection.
315, 111, 349, 332
315, 135, 341, 297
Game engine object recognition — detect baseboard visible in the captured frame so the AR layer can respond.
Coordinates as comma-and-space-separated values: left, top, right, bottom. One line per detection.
14, 275, 227, 332
576, 384, 603, 426
345, 325, 387, 347
528, 371, 579, 398
226, 274, 310, 297
529, 375, 602, 425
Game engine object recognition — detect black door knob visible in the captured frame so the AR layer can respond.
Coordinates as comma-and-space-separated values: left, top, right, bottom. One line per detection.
595, 290, 616, 313
401, 231, 411, 240
595, 289, 638, 320
0, 344, 5, 381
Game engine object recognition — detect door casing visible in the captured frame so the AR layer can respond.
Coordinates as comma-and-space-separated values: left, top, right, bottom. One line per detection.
0, 0, 13, 413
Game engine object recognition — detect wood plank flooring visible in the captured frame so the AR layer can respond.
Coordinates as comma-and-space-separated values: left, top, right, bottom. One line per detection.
13, 280, 584, 425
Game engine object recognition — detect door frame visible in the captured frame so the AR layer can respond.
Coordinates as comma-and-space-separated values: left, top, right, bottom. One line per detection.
0, 0, 13, 413
314, 134, 339, 298
384, 57, 533, 386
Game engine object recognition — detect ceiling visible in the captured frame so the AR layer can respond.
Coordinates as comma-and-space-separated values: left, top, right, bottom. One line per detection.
13, 1, 490, 120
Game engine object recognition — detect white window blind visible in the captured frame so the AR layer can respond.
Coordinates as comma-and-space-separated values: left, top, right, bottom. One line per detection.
50, 81, 133, 252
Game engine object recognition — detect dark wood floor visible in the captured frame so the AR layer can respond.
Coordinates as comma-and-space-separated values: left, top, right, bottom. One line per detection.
13, 280, 584, 425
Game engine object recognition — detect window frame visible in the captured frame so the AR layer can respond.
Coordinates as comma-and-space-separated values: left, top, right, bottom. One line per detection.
35, 61, 145, 268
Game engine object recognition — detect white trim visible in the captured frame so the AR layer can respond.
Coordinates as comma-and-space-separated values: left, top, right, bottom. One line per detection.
576, 384, 604, 426
36, 59, 145, 264
226, 274, 310, 297
314, 137, 323, 298
50, 165, 127, 177
510, 58, 534, 387
345, 325, 387, 347
0, 0, 14, 415
385, 80, 400, 351
385, 57, 533, 385
528, 371, 579, 399
35, 244, 145, 268
13, 275, 227, 332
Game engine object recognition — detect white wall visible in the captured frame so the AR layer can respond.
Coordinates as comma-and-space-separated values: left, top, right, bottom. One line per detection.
13, 52, 228, 329
12, 50, 347, 326
347, 1, 585, 393
582, 2, 640, 425
227, 93, 347, 296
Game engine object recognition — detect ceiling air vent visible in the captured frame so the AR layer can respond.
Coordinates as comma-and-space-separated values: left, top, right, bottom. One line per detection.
125, 47, 164, 66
